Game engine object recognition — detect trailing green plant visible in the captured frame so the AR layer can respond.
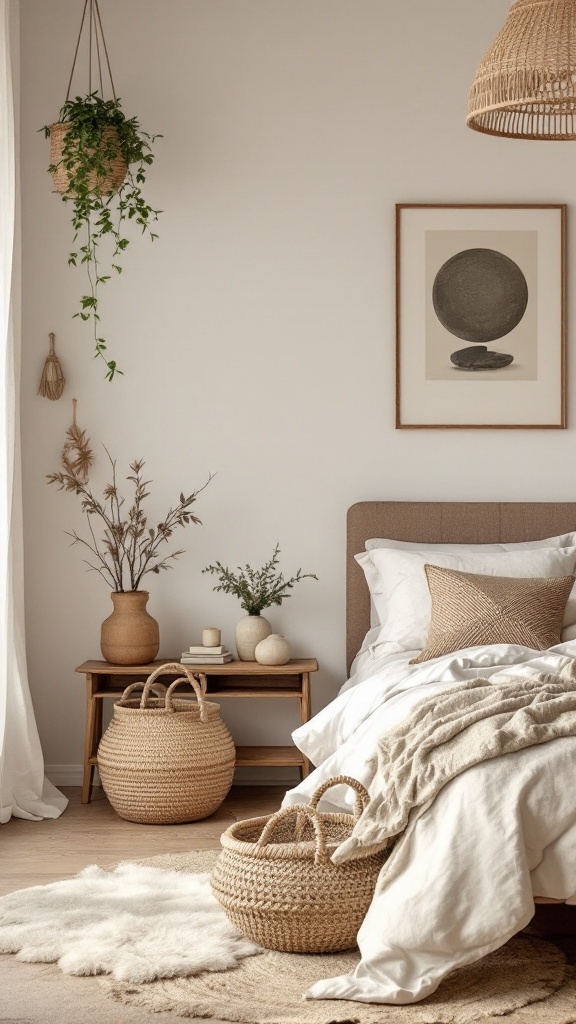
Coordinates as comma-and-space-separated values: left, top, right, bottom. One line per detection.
43, 92, 161, 380
47, 417, 211, 591
203, 544, 318, 615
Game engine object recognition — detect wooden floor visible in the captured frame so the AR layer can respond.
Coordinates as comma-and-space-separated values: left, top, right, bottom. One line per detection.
2, 784, 576, 1024
1, 785, 289, 1024
0, 784, 288, 896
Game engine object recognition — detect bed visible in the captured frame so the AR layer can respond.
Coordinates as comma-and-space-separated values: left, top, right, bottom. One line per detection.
283, 500, 576, 1005
347, 500, 576, 900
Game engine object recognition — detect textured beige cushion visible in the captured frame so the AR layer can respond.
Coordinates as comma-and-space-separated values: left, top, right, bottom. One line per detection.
411, 565, 575, 665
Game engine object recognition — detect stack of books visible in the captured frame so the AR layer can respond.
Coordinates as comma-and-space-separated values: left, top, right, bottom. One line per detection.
180, 644, 233, 665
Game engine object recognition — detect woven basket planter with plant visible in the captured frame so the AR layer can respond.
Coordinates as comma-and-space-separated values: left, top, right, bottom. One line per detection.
48, 121, 128, 196
43, 0, 160, 380
97, 664, 236, 824
211, 776, 388, 953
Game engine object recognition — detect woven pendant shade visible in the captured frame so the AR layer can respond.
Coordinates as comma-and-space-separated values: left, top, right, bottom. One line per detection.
467, 0, 576, 140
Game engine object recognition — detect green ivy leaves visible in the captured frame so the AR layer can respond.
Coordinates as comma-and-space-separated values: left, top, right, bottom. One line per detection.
44, 92, 161, 381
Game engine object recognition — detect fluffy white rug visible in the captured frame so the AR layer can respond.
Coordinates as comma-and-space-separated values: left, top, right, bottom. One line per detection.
0, 862, 260, 982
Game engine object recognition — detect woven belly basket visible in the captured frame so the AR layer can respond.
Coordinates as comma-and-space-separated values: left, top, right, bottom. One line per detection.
98, 663, 236, 824
211, 776, 387, 953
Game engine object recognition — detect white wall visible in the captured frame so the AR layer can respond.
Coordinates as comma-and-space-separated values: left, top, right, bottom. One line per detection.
19, 0, 576, 781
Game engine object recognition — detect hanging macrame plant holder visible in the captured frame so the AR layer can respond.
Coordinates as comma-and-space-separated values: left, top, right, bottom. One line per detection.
49, 0, 127, 195
38, 332, 66, 400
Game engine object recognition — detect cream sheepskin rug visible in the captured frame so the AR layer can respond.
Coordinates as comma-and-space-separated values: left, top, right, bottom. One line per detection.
0, 861, 260, 982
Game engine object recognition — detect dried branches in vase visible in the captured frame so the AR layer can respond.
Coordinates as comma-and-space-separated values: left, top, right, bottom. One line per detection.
47, 401, 212, 665
47, 402, 212, 592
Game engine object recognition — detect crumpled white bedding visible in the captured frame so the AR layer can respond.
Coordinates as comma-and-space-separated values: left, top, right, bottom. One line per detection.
282, 641, 576, 1005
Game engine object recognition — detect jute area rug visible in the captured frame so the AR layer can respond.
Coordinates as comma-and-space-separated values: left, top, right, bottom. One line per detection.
101, 851, 576, 1024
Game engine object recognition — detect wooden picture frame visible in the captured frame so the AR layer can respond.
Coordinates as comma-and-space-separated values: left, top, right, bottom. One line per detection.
395, 204, 566, 429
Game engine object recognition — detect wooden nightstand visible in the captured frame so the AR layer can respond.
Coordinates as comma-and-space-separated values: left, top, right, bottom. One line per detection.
75, 658, 318, 804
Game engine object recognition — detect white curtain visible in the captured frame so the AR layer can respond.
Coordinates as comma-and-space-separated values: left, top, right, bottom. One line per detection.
0, 0, 67, 822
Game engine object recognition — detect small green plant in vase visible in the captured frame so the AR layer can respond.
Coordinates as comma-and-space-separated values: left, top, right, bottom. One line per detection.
203, 544, 318, 661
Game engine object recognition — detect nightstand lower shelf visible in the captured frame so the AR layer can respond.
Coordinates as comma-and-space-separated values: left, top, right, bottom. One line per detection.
233, 745, 305, 768
76, 658, 318, 803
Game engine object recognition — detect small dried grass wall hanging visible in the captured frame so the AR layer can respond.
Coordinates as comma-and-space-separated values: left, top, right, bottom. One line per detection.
38, 332, 66, 400
60, 398, 94, 486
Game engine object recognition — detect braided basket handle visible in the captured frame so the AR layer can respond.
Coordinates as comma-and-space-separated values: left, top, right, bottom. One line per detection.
307, 775, 370, 822
164, 675, 209, 723
140, 662, 209, 722
118, 681, 167, 704
255, 805, 329, 866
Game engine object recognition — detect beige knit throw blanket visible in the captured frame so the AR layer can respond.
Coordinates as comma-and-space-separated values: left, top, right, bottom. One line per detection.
332, 662, 576, 864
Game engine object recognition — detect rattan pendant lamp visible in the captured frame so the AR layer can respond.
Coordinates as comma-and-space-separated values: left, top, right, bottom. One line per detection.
467, 0, 576, 139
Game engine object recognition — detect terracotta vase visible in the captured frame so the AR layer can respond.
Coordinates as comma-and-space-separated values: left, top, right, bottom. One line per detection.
100, 591, 160, 666
255, 634, 291, 666
235, 614, 271, 661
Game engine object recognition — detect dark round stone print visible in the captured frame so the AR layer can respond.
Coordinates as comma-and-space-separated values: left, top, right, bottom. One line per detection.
450, 346, 514, 370
433, 248, 528, 343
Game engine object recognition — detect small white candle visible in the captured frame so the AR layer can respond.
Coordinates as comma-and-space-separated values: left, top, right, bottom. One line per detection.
202, 627, 221, 647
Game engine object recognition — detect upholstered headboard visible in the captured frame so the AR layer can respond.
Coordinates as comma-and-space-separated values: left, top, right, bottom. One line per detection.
346, 502, 576, 674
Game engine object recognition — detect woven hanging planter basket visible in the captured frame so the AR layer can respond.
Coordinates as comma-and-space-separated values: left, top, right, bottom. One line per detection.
98, 664, 236, 824
49, 122, 128, 196
467, 0, 576, 140
211, 776, 388, 953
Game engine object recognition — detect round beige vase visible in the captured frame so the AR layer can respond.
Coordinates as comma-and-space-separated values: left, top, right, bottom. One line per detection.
101, 591, 160, 666
254, 634, 291, 666
235, 614, 271, 661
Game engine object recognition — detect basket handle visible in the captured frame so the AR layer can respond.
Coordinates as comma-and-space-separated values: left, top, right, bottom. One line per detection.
255, 805, 329, 866
164, 675, 209, 722
140, 662, 209, 722
117, 681, 167, 704
307, 775, 370, 822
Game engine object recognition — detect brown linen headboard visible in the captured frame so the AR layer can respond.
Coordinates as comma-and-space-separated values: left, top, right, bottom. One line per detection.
346, 501, 576, 674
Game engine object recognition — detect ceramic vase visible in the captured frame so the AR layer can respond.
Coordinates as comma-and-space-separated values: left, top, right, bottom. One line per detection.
235, 614, 272, 661
254, 634, 291, 666
100, 590, 160, 666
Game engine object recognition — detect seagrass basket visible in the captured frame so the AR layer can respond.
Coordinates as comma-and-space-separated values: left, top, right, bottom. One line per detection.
211, 776, 387, 953
98, 663, 236, 824
49, 122, 128, 195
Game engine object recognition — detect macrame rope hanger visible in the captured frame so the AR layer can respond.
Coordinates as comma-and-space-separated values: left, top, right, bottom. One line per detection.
65, 0, 117, 104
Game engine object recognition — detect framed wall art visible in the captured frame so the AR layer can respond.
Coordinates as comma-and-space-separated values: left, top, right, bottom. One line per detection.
395, 204, 566, 429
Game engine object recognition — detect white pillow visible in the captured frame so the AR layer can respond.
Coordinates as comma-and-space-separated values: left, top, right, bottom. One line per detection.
368, 545, 576, 654
356, 532, 576, 628
365, 532, 576, 553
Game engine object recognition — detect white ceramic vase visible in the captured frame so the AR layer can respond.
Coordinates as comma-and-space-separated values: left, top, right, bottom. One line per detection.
235, 614, 272, 661
255, 634, 291, 666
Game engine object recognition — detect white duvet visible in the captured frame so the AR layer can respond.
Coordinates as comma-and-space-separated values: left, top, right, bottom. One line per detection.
282, 641, 576, 1005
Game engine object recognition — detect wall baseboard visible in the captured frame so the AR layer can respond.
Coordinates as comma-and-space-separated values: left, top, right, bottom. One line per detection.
46, 765, 87, 787
45, 765, 301, 788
